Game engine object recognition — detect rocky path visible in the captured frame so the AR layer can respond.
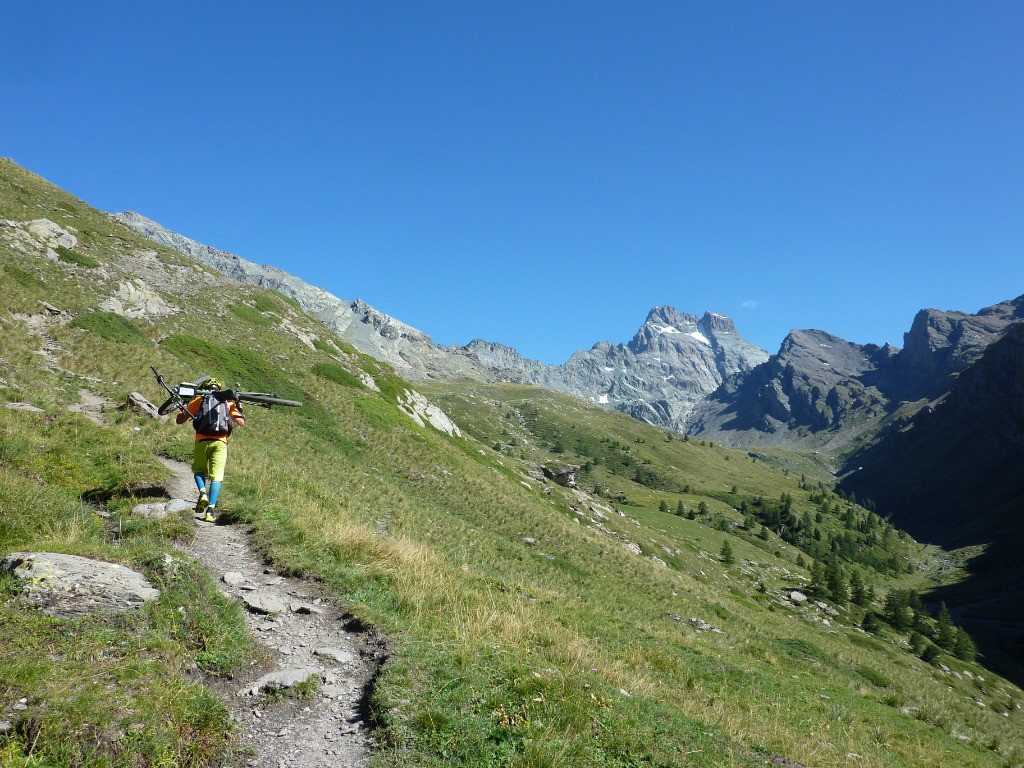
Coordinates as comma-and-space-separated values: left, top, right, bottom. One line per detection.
159, 458, 383, 768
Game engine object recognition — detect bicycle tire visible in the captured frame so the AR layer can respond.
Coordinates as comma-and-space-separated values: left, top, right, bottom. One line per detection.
238, 393, 303, 408
157, 396, 184, 416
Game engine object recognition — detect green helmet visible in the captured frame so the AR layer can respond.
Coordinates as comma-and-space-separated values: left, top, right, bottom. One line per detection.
206, 377, 223, 391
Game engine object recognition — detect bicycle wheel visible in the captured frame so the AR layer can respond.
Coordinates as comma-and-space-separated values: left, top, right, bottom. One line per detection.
238, 393, 303, 408
157, 396, 184, 416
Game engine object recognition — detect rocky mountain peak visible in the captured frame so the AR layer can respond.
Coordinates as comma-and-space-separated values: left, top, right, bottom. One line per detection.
892, 293, 1024, 400
699, 311, 736, 335
643, 305, 700, 330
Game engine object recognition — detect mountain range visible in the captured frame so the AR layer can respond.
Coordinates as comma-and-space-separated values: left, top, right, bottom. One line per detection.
114, 212, 769, 430
687, 294, 1024, 453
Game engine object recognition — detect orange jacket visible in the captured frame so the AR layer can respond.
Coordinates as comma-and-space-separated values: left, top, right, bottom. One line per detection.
176, 396, 245, 443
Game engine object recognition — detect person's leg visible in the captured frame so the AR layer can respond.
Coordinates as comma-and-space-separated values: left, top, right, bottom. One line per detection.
192, 441, 209, 510
206, 443, 228, 512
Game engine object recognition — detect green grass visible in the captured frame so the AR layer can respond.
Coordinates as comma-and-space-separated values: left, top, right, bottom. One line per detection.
160, 333, 302, 398
270, 289, 303, 311
3, 157, 1024, 768
2, 261, 43, 288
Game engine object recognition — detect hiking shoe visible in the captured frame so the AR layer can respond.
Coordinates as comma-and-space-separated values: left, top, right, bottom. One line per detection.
202, 506, 217, 523
195, 493, 209, 515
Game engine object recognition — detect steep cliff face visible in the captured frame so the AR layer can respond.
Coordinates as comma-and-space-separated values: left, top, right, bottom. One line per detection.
454, 308, 769, 430
890, 295, 1024, 400
551, 307, 769, 430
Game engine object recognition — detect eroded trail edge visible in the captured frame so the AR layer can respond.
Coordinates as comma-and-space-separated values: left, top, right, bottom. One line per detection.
160, 458, 385, 768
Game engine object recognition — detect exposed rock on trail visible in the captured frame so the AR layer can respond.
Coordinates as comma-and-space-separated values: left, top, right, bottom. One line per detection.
159, 459, 384, 767
0, 552, 160, 617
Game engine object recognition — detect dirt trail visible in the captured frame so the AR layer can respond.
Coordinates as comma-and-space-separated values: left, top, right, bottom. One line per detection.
159, 458, 382, 768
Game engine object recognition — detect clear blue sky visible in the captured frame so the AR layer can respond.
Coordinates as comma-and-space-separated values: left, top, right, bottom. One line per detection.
3, 2, 1022, 364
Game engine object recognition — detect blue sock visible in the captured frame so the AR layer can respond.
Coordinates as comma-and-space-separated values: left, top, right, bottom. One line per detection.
208, 481, 223, 507
194, 474, 207, 494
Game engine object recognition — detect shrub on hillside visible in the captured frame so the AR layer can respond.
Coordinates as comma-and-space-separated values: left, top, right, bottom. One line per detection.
228, 302, 277, 327
313, 363, 364, 390
55, 245, 100, 268
70, 311, 149, 345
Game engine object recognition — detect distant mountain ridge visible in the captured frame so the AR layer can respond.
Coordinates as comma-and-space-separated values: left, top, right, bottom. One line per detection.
111, 211, 485, 381
687, 293, 1024, 453
113, 212, 768, 429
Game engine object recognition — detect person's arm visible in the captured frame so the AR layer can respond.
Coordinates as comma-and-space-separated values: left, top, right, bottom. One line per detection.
229, 401, 245, 427
175, 397, 200, 424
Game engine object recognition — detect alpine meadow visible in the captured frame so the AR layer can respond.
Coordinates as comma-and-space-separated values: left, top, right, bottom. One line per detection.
2, 157, 1023, 768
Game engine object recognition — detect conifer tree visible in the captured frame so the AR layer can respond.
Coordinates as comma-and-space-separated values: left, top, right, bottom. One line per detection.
911, 605, 930, 636
862, 611, 881, 633
954, 627, 976, 662
936, 602, 957, 650
849, 570, 867, 607
809, 560, 826, 598
720, 539, 735, 565
676, 500, 685, 516
910, 631, 927, 655
884, 590, 913, 631
920, 643, 940, 664
825, 559, 848, 604
659, 499, 670, 513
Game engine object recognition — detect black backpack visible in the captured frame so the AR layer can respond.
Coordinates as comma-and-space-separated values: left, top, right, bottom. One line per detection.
192, 394, 234, 436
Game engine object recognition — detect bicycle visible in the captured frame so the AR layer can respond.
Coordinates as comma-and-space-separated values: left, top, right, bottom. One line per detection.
152, 367, 302, 415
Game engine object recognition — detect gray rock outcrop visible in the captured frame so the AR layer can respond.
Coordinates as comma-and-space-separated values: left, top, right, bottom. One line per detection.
131, 499, 192, 519
397, 389, 462, 436
1, 552, 159, 616
889, 294, 1024, 400
242, 591, 287, 615
123, 392, 160, 419
542, 464, 579, 488
459, 307, 770, 431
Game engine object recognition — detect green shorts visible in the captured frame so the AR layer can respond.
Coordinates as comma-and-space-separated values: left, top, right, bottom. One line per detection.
193, 439, 228, 482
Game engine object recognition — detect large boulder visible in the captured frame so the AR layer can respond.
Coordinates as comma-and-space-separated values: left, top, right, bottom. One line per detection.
123, 392, 161, 419
24, 219, 77, 250
1, 552, 159, 617
542, 464, 579, 488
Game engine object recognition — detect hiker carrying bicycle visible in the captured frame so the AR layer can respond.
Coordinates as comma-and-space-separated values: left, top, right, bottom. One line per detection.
176, 377, 245, 522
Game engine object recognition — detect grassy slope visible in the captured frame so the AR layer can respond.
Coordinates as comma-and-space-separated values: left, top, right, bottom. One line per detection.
1, 158, 1022, 767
